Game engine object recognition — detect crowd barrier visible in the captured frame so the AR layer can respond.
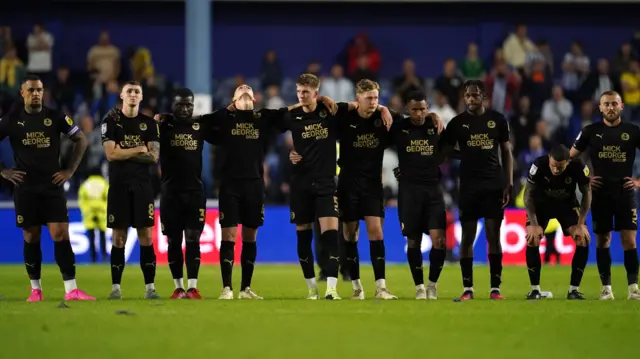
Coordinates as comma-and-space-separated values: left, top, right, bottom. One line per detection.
0, 207, 636, 264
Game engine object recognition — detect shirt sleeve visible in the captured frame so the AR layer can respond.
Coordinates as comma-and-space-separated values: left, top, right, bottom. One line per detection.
260, 108, 289, 133
146, 119, 160, 143
200, 109, 227, 126
526, 160, 541, 184
572, 125, 590, 152
101, 116, 116, 144
440, 118, 456, 147
0, 116, 11, 141
576, 161, 591, 187
56, 111, 80, 137
498, 114, 510, 143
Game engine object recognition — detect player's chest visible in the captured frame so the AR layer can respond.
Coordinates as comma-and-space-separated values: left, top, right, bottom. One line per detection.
225, 118, 262, 141
343, 121, 385, 150
13, 118, 58, 148
398, 127, 438, 156
162, 123, 202, 151
291, 118, 332, 142
589, 130, 635, 153
540, 173, 576, 198
457, 121, 499, 150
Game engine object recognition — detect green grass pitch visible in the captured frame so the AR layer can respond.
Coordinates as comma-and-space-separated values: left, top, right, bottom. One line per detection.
0, 264, 637, 358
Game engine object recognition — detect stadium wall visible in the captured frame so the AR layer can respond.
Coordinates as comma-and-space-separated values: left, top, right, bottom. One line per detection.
0, 206, 636, 265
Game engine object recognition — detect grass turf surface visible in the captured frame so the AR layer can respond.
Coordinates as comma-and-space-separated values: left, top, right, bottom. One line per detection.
0, 264, 637, 358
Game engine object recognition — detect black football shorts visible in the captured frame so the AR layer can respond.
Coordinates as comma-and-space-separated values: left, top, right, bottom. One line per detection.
591, 190, 638, 234
14, 188, 68, 228
107, 182, 155, 229
397, 182, 446, 236
337, 175, 384, 222
526, 203, 580, 236
160, 189, 206, 234
458, 184, 505, 222
218, 178, 265, 229
289, 175, 338, 225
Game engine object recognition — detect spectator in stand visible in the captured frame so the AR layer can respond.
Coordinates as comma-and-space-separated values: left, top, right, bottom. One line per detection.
260, 50, 283, 90
460, 42, 485, 80
26, 23, 54, 85
0, 26, 11, 59
350, 55, 377, 84
320, 64, 353, 103
535, 40, 554, 75
561, 41, 590, 102
484, 62, 521, 115
578, 59, 620, 103
518, 134, 546, 179
0, 46, 25, 110
91, 79, 119, 120
621, 60, 640, 123
568, 100, 598, 144
87, 31, 121, 85
305, 60, 321, 78
509, 96, 540, 156
534, 120, 552, 151
346, 33, 381, 76
387, 94, 404, 113
392, 59, 424, 103
541, 86, 573, 144
521, 59, 552, 112
430, 91, 457, 127
141, 76, 161, 113
51, 66, 74, 113
129, 46, 155, 83
265, 85, 285, 109
613, 42, 636, 74
434, 58, 463, 112
503, 23, 536, 74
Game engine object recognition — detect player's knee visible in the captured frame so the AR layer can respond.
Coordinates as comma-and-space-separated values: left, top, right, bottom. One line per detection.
22, 228, 41, 244
366, 226, 383, 241
620, 231, 637, 250
595, 233, 612, 248
221, 227, 237, 242
296, 223, 313, 231
241, 227, 258, 242
112, 230, 127, 248
430, 234, 446, 249
407, 237, 422, 249
184, 230, 202, 244
343, 229, 358, 242
50, 227, 68, 242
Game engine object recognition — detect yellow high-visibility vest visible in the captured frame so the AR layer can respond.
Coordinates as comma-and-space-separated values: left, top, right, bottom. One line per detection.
515, 184, 559, 233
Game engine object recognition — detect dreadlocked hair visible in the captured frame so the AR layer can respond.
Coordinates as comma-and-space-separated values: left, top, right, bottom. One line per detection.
462, 80, 485, 95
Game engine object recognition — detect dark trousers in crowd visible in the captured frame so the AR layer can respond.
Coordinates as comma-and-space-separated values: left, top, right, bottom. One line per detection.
314, 219, 349, 281
544, 232, 560, 264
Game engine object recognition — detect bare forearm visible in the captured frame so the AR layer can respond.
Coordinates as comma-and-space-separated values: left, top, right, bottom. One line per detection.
132, 141, 159, 164
502, 148, 514, 187
67, 139, 88, 172
106, 147, 141, 161
578, 185, 592, 225
524, 185, 538, 226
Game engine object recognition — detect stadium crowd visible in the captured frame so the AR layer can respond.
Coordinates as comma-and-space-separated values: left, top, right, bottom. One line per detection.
1, 23, 640, 207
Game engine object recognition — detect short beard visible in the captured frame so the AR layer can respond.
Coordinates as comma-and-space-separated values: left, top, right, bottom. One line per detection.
25, 103, 42, 113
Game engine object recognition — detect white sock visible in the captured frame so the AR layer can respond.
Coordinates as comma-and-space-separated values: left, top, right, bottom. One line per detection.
463, 287, 474, 292
145, 283, 155, 291
532, 285, 541, 291
569, 285, 579, 292
416, 284, 425, 290
603, 285, 612, 292
375, 278, 386, 289
629, 283, 639, 292
188, 279, 197, 289
174, 278, 184, 289
490, 287, 500, 293
327, 277, 338, 289
305, 278, 317, 289
112, 284, 121, 292
428, 281, 437, 287
30, 279, 41, 290
352, 279, 362, 290
63, 279, 77, 293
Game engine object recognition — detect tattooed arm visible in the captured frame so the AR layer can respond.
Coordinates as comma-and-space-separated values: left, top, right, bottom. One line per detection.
131, 141, 159, 164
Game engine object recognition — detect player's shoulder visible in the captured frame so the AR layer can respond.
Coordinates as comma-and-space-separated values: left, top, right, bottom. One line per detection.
620, 121, 640, 133
138, 113, 155, 124
569, 157, 590, 177
581, 121, 601, 132
487, 109, 508, 123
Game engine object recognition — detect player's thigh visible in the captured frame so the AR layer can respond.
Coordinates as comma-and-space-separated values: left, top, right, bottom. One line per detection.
290, 179, 315, 225
526, 210, 551, 232
314, 178, 339, 220
337, 187, 361, 223
107, 184, 132, 229
591, 194, 614, 234
160, 192, 185, 235
557, 206, 580, 236
239, 180, 265, 228
40, 192, 70, 225
398, 183, 425, 236
613, 193, 638, 232
219, 182, 241, 228
360, 194, 385, 221
185, 192, 207, 232
13, 190, 40, 228
458, 186, 482, 222
424, 187, 446, 231
131, 182, 155, 229
478, 189, 505, 220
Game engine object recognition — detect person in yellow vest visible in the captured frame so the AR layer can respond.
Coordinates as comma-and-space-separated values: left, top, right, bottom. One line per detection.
78, 171, 109, 263
515, 183, 561, 264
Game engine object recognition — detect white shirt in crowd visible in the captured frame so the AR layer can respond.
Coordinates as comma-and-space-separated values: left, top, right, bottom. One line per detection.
27, 32, 54, 73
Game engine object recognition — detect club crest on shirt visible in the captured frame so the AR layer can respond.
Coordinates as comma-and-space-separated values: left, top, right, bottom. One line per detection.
65, 116, 73, 126
43, 118, 52, 126
487, 120, 496, 129
139, 123, 147, 131
192, 122, 200, 131
101, 123, 107, 134
565, 177, 572, 184
427, 129, 435, 135
621, 132, 629, 141
583, 166, 590, 177
374, 118, 382, 127
319, 110, 327, 118
529, 164, 538, 176
254, 112, 261, 119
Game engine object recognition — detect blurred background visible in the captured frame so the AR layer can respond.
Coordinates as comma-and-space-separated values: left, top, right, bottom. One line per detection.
0, 0, 639, 265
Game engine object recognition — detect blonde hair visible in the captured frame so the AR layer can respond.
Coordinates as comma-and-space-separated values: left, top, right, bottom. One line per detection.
296, 73, 320, 89
355, 79, 380, 95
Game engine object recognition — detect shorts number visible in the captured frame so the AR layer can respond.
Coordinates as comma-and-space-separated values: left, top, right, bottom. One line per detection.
148, 204, 154, 217
573, 207, 580, 218
199, 208, 205, 222
632, 209, 638, 225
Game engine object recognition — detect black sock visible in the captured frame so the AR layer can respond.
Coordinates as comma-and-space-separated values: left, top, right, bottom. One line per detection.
460, 257, 473, 288
596, 247, 612, 286
54, 240, 76, 281
407, 247, 424, 286
297, 229, 315, 279
220, 241, 235, 289
428, 248, 446, 283
570, 246, 589, 287
110, 246, 125, 285
23, 241, 42, 281
321, 230, 339, 278
344, 241, 360, 280
167, 236, 184, 280
241, 241, 257, 290
370, 240, 386, 281
526, 246, 541, 286
139, 244, 156, 285
87, 230, 96, 263
185, 239, 201, 282
624, 249, 639, 285
488, 253, 503, 289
